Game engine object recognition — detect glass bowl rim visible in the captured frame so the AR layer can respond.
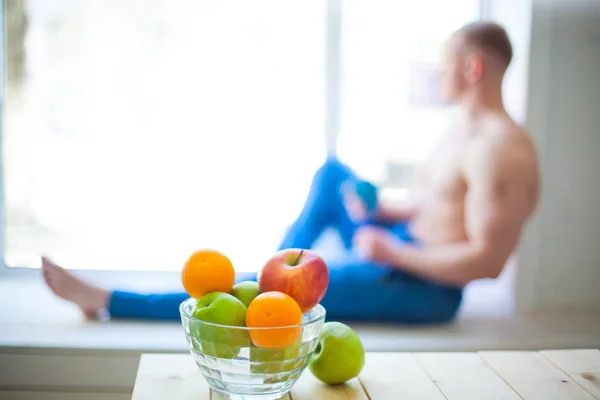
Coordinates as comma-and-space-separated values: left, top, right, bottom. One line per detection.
179, 297, 326, 331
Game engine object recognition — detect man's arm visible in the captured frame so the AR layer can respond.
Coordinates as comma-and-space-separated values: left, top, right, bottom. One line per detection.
375, 163, 425, 223
344, 190, 415, 223
377, 202, 415, 222
389, 133, 538, 287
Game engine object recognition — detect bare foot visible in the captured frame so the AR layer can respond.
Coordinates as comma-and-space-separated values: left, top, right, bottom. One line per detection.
42, 256, 109, 318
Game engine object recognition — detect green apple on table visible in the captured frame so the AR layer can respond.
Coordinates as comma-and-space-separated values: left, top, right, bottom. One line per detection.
190, 292, 250, 358
309, 322, 365, 384
231, 281, 260, 308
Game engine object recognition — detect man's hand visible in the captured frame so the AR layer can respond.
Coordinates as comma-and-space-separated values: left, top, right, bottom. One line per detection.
343, 191, 368, 223
353, 226, 404, 263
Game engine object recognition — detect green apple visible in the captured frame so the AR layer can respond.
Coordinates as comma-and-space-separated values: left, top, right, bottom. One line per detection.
250, 338, 309, 383
231, 281, 260, 308
189, 292, 249, 359
309, 322, 365, 384
192, 291, 247, 325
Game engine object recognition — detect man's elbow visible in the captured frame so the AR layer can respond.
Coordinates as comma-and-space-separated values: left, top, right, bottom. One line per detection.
477, 250, 509, 280
482, 264, 503, 279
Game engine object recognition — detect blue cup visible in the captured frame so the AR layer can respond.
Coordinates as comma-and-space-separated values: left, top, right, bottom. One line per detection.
354, 180, 378, 214
342, 179, 378, 225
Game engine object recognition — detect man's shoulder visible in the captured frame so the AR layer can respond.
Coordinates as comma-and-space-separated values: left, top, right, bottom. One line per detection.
465, 115, 539, 178
464, 114, 541, 215
473, 115, 534, 157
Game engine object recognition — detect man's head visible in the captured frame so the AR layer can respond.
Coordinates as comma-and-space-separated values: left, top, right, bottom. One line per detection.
440, 22, 513, 103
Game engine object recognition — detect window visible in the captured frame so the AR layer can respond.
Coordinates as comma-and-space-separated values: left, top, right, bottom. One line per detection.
337, 0, 480, 186
2, 0, 480, 272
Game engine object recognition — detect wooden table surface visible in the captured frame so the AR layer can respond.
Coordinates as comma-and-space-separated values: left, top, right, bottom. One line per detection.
132, 350, 600, 399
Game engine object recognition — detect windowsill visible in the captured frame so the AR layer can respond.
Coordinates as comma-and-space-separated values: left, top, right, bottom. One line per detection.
2, 276, 600, 355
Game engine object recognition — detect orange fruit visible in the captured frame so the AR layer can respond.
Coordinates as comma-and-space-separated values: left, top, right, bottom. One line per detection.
246, 291, 303, 348
181, 249, 235, 299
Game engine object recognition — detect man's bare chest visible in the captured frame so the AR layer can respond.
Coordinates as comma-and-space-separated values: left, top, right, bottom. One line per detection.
420, 141, 467, 201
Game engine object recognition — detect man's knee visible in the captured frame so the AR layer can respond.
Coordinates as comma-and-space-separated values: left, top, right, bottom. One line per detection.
424, 290, 462, 324
312, 157, 355, 188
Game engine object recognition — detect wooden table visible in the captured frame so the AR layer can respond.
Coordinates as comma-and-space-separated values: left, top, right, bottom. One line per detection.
132, 350, 600, 399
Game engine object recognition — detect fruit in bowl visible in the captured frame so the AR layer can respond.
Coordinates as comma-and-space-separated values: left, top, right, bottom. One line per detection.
231, 281, 260, 307
246, 291, 303, 348
182, 249, 235, 299
193, 292, 247, 325
258, 249, 329, 312
249, 339, 301, 374
178, 247, 348, 398
190, 292, 250, 358
180, 298, 326, 399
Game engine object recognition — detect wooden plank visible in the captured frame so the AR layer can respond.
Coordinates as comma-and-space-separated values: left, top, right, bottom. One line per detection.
0, 354, 138, 391
290, 370, 368, 400
211, 390, 291, 400
359, 352, 446, 399
480, 351, 596, 400
415, 352, 522, 400
541, 350, 600, 399
131, 354, 210, 400
0, 392, 129, 400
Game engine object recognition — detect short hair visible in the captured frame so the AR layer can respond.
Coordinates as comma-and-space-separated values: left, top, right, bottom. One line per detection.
456, 22, 513, 69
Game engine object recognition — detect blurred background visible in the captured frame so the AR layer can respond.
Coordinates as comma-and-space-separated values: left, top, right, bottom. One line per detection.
3, 0, 479, 272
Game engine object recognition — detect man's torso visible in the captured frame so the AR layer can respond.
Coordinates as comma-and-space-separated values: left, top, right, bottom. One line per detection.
408, 113, 538, 245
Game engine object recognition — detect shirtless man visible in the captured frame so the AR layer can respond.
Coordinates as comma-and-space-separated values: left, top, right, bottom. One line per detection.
43, 22, 539, 323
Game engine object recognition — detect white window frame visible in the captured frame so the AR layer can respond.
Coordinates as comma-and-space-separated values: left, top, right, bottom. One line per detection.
0, 0, 492, 283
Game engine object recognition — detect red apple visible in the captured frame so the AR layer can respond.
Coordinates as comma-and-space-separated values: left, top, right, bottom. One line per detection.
258, 249, 329, 313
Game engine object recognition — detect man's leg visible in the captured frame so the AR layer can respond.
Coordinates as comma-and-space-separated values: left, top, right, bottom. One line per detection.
278, 157, 360, 250
109, 263, 461, 323
108, 272, 258, 320
42, 256, 259, 321
42, 257, 110, 318
321, 256, 462, 323
44, 255, 460, 322
108, 291, 189, 320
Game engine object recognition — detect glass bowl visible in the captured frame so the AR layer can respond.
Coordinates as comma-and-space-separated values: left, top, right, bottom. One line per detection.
180, 297, 326, 400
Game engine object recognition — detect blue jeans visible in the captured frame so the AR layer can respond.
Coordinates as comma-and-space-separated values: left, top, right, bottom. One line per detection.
109, 158, 462, 323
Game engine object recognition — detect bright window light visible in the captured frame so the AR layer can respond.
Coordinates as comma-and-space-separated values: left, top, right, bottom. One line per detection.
337, 0, 480, 181
2, 0, 480, 272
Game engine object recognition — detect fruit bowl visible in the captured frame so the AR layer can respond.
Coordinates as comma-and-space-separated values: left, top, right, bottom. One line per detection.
180, 297, 326, 400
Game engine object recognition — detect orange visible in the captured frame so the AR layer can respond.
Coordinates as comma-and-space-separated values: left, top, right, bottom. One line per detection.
246, 291, 303, 348
181, 249, 235, 299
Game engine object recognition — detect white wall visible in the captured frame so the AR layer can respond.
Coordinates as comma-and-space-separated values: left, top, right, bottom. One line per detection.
516, 0, 600, 311
487, 0, 532, 125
